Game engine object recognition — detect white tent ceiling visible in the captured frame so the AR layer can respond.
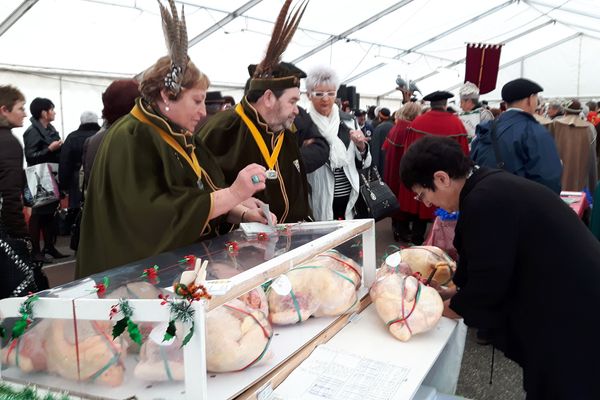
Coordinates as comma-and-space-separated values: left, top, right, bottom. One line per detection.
1, 0, 600, 135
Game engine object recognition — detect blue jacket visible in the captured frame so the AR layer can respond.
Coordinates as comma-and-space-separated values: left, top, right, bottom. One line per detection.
471, 109, 562, 193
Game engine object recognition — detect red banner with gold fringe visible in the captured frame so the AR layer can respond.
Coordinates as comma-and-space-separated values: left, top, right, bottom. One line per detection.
465, 43, 503, 94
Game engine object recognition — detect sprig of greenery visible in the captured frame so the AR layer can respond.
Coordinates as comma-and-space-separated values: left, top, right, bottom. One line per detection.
111, 299, 142, 345
0, 383, 72, 400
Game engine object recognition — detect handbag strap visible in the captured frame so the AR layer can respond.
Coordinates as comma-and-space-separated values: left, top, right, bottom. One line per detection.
489, 120, 504, 169
371, 166, 384, 185
359, 169, 370, 187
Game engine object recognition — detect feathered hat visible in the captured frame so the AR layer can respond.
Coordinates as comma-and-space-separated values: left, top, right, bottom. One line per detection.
248, 0, 309, 92
158, 0, 189, 98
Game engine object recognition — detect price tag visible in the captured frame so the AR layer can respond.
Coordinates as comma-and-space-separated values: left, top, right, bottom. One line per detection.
270, 275, 292, 296
204, 279, 233, 296
385, 252, 402, 267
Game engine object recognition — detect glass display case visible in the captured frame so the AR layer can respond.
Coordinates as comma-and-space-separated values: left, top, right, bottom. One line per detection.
0, 219, 376, 400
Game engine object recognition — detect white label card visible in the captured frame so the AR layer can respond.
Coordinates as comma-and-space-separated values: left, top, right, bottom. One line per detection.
204, 279, 233, 296
270, 275, 292, 296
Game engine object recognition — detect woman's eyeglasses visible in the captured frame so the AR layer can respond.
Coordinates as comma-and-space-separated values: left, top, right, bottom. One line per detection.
311, 91, 337, 99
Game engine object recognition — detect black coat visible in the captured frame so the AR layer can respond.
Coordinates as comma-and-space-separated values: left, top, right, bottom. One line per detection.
23, 117, 61, 166
59, 122, 100, 207
293, 107, 330, 174
451, 167, 600, 399
371, 120, 393, 173
0, 126, 28, 237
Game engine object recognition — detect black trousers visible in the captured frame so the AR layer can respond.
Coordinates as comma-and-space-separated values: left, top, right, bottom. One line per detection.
29, 201, 58, 254
332, 195, 350, 220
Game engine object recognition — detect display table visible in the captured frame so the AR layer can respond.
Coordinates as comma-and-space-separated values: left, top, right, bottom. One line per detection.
0, 220, 466, 400
272, 305, 467, 400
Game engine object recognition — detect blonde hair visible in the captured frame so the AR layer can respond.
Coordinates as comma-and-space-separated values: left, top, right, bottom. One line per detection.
399, 102, 422, 121
140, 56, 210, 102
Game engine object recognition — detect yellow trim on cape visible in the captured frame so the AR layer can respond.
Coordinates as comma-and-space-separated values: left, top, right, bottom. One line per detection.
131, 104, 204, 180
131, 104, 214, 236
235, 103, 284, 170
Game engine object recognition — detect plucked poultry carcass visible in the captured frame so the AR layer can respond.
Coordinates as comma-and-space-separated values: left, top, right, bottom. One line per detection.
2, 319, 51, 373
134, 260, 272, 378
370, 265, 443, 341
268, 250, 362, 325
134, 321, 185, 381
106, 281, 162, 353
45, 319, 126, 386
391, 246, 456, 287
2, 315, 126, 386
205, 295, 272, 372
134, 287, 272, 378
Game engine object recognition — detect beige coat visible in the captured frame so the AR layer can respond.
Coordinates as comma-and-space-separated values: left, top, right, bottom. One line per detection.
548, 115, 597, 192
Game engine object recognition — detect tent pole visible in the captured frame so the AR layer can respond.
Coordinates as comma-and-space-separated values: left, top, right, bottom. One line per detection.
188, 0, 263, 48
0, 0, 38, 38
443, 33, 582, 92
291, 0, 415, 64
577, 35, 582, 96
59, 76, 65, 139
342, 0, 517, 85
376, 19, 556, 98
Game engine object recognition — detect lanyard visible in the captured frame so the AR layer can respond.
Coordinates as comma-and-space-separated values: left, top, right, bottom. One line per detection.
131, 105, 203, 179
235, 103, 284, 170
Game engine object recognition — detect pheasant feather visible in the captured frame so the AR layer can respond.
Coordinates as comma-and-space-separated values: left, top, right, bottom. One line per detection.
158, 0, 188, 97
254, 0, 309, 78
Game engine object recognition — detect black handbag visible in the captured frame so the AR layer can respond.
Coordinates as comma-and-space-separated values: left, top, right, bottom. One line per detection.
354, 166, 400, 221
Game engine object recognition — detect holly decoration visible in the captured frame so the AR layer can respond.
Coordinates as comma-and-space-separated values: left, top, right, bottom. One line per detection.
12, 294, 39, 339
225, 241, 239, 254
276, 224, 292, 235
142, 265, 160, 284
159, 282, 212, 347
182, 254, 196, 265
257, 232, 269, 241
111, 299, 142, 345
93, 276, 110, 297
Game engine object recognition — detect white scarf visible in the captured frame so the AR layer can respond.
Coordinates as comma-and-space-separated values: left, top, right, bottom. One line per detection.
307, 102, 347, 169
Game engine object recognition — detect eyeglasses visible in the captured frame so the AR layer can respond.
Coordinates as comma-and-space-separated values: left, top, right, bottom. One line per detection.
311, 91, 337, 99
413, 190, 426, 202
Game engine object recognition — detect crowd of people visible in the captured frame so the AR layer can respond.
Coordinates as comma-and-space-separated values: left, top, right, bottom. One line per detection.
2, 1, 600, 398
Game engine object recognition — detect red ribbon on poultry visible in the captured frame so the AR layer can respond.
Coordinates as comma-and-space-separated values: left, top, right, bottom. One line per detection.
223, 304, 272, 371
386, 276, 422, 334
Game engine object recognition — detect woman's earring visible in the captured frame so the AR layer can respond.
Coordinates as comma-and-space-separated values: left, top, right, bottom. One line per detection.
165, 104, 170, 112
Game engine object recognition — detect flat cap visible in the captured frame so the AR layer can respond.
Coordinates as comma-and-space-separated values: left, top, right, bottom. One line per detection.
205, 91, 225, 104
423, 90, 454, 102
501, 78, 543, 103
247, 61, 307, 91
